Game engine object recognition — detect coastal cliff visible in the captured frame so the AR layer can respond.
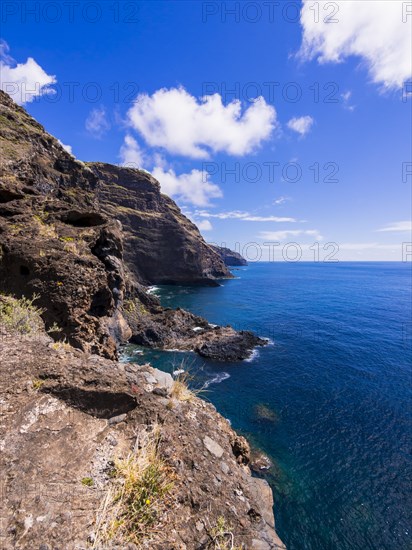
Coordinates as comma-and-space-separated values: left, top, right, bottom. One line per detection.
0, 89, 261, 361
92, 162, 231, 285
0, 90, 284, 548
211, 245, 248, 266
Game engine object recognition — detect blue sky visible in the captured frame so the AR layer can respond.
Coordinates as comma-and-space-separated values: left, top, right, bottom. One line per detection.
1, 0, 411, 261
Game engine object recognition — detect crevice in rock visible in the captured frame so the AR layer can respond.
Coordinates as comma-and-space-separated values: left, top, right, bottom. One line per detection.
62, 211, 106, 227
89, 287, 113, 317
0, 189, 24, 203
42, 386, 137, 418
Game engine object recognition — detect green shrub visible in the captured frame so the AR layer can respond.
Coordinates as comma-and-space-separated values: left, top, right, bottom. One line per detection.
0, 294, 44, 334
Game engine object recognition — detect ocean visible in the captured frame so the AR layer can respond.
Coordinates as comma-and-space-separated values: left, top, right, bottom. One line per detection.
123, 262, 412, 550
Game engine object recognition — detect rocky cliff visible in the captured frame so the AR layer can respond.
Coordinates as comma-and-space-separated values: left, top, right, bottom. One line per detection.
0, 90, 130, 358
0, 90, 262, 360
92, 162, 231, 285
211, 245, 248, 266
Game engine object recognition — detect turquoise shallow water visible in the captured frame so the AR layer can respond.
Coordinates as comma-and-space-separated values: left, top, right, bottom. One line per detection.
123, 262, 412, 550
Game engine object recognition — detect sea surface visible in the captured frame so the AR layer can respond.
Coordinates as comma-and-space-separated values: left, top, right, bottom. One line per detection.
123, 262, 412, 550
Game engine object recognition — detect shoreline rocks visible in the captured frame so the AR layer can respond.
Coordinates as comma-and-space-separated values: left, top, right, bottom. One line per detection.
123, 295, 267, 361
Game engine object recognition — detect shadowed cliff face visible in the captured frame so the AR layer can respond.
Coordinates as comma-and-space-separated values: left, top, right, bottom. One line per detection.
91, 162, 231, 285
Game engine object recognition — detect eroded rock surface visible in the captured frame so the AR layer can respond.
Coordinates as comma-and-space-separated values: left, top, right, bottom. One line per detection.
0, 328, 285, 549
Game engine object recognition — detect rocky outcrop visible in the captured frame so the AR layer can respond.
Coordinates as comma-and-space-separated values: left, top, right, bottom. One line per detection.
123, 298, 266, 361
0, 91, 285, 548
0, 326, 285, 549
91, 162, 231, 285
211, 245, 248, 266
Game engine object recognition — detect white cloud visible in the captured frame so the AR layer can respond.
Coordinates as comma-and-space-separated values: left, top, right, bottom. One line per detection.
0, 40, 56, 104
197, 220, 213, 231
57, 140, 73, 155
377, 221, 412, 232
196, 210, 296, 222
152, 167, 223, 206
287, 115, 314, 136
299, 0, 412, 90
273, 196, 290, 205
259, 229, 323, 241
85, 106, 110, 138
127, 86, 277, 159
341, 90, 355, 111
120, 134, 145, 168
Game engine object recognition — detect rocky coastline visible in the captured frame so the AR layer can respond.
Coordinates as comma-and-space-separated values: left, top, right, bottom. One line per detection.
0, 90, 285, 548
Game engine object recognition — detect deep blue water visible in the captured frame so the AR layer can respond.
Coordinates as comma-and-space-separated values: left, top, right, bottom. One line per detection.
123, 262, 412, 550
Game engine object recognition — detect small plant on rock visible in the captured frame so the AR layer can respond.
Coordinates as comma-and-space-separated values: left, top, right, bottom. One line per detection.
94, 424, 174, 547
208, 516, 242, 549
81, 477, 94, 487
32, 378, 44, 391
0, 294, 44, 334
171, 369, 206, 403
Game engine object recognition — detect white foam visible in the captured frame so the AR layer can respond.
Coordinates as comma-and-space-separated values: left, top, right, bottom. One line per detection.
261, 337, 274, 345
173, 369, 185, 376
146, 286, 160, 294
192, 326, 203, 332
203, 372, 230, 388
244, 348, 260, 362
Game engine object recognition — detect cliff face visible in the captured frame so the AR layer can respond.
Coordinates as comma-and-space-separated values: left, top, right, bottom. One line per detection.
211, 245, 248, 266
0, 90, 130, 358
92, 162, 231, 285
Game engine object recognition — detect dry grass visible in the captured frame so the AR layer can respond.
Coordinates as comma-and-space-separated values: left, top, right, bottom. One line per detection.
0, 294, 44, 334
93, 424, 174, 547
33, 215, 58, 239
50, 340, 72, 352
171, 370, 207, 403
32, 378, 45, 391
